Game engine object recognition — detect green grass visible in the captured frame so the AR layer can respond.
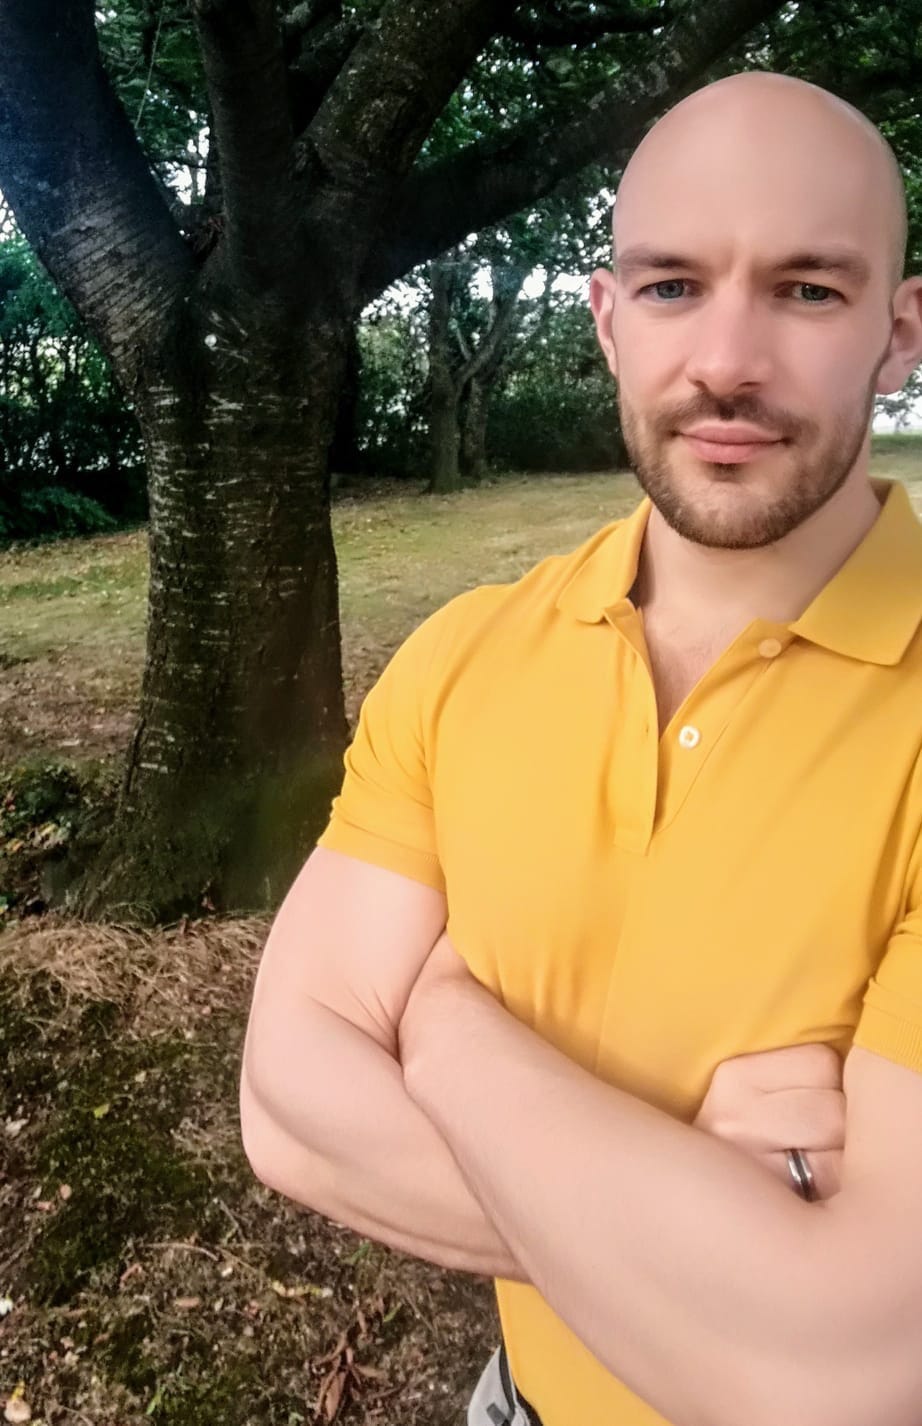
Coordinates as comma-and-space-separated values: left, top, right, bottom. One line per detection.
1, 448, 920, 752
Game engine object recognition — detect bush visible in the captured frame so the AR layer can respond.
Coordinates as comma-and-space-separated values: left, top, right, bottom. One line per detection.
0, 485, 119, 545
0, 235, 145, 545
488, 378, 626, 471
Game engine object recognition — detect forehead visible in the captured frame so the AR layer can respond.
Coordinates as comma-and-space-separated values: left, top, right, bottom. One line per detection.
614, 97, 888, 279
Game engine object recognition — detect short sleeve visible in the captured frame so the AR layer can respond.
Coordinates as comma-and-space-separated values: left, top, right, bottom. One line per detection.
853, 852, 922, 1073
315, 603, 456, 892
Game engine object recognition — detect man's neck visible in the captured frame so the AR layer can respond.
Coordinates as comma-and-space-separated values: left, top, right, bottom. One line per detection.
631, 472, 885, 639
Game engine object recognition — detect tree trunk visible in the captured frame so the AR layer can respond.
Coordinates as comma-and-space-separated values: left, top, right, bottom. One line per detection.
459, 375, 489, 483
66, 305, 351, 924
430, 382, 461, 493
329, 323, 363, 477
427, 257, 462, 493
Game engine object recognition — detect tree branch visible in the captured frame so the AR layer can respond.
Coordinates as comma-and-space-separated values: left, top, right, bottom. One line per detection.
0, 0, 193, 391
287, 13, 364, 137
365, 0, 782, 296
460, 263, 528, 385
505, 1, 674, 46
299, 0, 518, 200
191, 0, 301, 291
281, 0, 342, 43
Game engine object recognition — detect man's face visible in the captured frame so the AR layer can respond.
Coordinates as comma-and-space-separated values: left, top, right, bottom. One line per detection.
590, 83, 901, 550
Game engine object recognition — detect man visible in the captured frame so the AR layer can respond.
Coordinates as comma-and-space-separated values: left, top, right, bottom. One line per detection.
240, 71, 922, 1426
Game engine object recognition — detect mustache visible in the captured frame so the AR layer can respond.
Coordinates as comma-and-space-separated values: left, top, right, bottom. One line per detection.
649, 396, 815, 439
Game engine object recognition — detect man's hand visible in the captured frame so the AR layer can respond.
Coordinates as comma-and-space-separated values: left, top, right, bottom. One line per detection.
695, 1043, 845, 1201
399, 937, 846, 1202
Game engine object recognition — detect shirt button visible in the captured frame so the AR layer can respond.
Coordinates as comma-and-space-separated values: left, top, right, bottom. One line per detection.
758, 637, 783, 658
678, 725, 701, 749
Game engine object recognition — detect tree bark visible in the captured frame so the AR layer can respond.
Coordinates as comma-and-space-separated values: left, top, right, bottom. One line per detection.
329, 323, 363, 476
428, 257, 461, 494
70, 300, 351, 922
459, 375, 488, 484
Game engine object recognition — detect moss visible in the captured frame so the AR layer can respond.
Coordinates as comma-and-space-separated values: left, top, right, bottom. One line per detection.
97, 1308, 159, 1395
142, 1355, 265, 1424
0, 757, 121, 916
28, 1032, 215, 1305
0, 973, 67, 1112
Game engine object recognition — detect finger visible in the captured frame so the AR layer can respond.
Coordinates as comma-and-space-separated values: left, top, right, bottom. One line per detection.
727, 1043, 843, 1091
725, 1087, 846, 1153
763, 1148, 843, 1202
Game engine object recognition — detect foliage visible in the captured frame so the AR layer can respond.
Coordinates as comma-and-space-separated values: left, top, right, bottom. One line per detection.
0, 237, 145, 545
355, 304, 430, 478
95, 0, 208, 194
0, 759, 121, 919
488, 294, 626, 470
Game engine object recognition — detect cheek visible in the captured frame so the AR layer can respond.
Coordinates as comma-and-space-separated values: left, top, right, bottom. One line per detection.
779, 325, 869, 394
617, 315, 691, 386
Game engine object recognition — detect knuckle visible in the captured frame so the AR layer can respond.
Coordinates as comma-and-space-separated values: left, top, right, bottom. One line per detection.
801, 1043, 844, 1083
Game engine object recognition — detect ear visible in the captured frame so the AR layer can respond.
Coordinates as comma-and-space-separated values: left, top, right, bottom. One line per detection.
875, 275, 922, 394
590, 267, 618, 379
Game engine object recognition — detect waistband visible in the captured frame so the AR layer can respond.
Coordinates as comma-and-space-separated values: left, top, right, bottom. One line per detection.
499, 1341, 544, 1426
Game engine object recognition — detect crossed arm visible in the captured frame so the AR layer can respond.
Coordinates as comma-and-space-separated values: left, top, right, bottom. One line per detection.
397, 933, 922, 1426
241, 849, 922, 1426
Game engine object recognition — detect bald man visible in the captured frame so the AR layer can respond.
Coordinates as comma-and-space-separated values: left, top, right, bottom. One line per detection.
241, 73, 922, 1426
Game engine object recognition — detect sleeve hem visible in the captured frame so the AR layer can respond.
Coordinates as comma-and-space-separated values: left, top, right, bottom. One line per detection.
316, 818, 446, 894
852, 1000, 922, 1074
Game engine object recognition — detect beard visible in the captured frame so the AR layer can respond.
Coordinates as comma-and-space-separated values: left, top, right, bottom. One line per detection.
618, 369, 882, 550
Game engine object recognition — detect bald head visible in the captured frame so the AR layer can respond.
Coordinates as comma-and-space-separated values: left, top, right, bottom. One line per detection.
614, 72, 907, 294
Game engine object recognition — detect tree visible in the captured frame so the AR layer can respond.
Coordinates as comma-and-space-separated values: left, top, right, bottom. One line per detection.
488, 288, 630, 469
2, 0, 921, 921
428, 249, 532, 492
426, 186, 606, 491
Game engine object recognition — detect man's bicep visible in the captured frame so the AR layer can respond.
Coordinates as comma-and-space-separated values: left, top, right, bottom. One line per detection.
246, 847, 447, 1059
316, 609, 451, 893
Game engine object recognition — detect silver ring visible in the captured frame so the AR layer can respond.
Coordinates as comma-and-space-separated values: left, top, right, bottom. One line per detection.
786, 1148, 817, 1201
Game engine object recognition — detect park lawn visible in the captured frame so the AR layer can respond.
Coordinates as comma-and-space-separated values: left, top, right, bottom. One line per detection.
1, 446, 921, 772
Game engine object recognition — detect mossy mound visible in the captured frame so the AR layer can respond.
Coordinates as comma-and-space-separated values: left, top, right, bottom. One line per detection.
30, 1029, 215, 1304
2, 971, 222, 1305
0, 916, 497, 1423
0, 758, 119, 919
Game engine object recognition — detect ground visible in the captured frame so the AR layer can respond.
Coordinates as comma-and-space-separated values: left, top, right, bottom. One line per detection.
1, 450, 920, 1423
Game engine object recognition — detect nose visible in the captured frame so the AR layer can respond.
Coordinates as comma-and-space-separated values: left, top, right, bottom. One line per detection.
683, 286, 773, 396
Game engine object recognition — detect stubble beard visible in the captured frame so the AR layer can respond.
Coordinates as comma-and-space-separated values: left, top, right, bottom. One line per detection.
618, 377, 879, 550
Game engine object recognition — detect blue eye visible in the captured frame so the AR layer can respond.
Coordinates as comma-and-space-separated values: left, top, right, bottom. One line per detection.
640, 280, 690, 301
791, 282, 839, 303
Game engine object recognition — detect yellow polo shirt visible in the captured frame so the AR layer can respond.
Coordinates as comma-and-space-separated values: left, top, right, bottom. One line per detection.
317, 475, 922, 1426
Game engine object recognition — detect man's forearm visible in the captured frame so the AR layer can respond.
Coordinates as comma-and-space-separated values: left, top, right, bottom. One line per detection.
403, 974, 845, 1426
240, 997, 528, 1281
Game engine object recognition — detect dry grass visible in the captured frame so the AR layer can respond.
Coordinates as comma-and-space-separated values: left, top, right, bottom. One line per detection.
0, 912, 498, 1425
0, 912, 269, 1040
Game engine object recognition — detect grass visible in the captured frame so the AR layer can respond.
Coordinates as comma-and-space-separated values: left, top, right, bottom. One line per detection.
2, 446, 920, 771
0, 919, 493, 1424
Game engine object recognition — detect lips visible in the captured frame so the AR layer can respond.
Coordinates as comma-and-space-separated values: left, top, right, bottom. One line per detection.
679, 430, 784, 465
680, 425, 780, 444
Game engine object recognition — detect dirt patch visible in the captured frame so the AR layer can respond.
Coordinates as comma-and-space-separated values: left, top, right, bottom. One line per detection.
0, 915, 498, 1423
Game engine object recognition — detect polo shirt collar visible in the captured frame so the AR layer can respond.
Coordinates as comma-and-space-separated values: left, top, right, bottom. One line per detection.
789, 479, 922, 665
554, 494, 652, 624
555, 477, 922, 666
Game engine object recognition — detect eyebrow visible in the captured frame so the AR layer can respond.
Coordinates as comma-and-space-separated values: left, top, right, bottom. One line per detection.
615, 245, 872, 285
